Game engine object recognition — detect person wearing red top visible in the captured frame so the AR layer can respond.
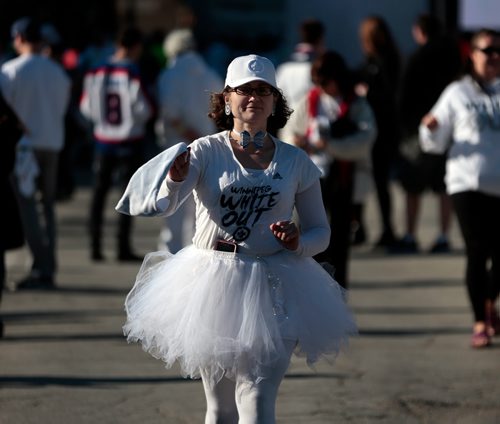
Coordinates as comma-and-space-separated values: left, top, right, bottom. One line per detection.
287, 51, 377, 288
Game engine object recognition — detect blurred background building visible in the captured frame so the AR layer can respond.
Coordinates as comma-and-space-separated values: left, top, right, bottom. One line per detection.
1, 0, 499, 70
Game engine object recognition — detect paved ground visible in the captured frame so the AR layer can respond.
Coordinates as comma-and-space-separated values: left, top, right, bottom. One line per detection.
1, 185, 499, 423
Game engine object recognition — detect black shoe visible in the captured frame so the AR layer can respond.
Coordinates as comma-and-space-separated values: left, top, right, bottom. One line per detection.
374, 230, 397, 248
351, 222, 367, 246
91, 251, 106, 262
117, 252, 143, 262
16, 275, 55, 290
387, 237, 419, 254
429, 239, 451, 254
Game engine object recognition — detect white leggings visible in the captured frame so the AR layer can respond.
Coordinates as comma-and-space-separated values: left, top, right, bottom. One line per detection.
201, 340, 296, 424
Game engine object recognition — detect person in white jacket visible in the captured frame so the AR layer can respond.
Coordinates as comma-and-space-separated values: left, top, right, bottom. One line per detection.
420, 28, 500, 348
1, 17, 70, 290
155, 28, 222, 253
276, 18, 326, 144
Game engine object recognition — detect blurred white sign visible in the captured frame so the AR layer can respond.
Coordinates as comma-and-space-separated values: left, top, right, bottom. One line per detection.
459, 0, 500, 30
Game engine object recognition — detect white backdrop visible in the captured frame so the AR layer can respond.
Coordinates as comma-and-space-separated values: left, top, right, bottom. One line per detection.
459, 0, 500, 31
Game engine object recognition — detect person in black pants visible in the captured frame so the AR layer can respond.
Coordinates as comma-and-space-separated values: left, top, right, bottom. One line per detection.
89, 146, 144, 261
80, 27, 154, 261
420, 28, 500, 347
452, 192, 500, 343
355, 15, 402, 248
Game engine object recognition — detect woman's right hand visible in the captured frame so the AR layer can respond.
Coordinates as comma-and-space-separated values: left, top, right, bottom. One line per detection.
168, 148, 190, 182
270, 220, 299, 251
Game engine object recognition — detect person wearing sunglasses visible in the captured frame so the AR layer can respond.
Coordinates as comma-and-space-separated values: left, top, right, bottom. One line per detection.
116, 54, 356, 422
420, 28, 500, 348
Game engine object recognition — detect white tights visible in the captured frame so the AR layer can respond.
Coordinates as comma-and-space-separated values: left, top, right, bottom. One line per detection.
201, 340, 295, 424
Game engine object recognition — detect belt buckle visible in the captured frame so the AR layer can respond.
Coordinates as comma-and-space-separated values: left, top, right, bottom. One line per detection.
214, 240, 238, 253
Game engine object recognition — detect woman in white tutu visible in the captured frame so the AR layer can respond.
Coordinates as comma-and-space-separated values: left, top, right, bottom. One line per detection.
116, 54, 357, 423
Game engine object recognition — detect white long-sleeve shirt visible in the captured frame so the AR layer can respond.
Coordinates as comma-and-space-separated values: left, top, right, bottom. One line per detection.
419, 75, 500, 196
117, 132, 330, 257
1, 53, 70, 151
162, 132, 329, 257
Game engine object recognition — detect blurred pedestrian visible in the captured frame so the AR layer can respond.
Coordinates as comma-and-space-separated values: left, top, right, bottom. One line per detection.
394, 14, 462, 254
80, 27, 154, 262
41, 22, 82, 201
276, 18, 326, 108
276, 18, 325, 143
116, 54, 356, 423
155, 28, 222, 252
355, 15, 402, 248
1, 17, 71, 289
0, 82, 25, 336
420, 28, 500, 347
287, 50, 377, 288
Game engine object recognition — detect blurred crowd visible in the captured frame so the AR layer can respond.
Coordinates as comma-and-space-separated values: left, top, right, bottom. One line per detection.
1, 10, 499, 346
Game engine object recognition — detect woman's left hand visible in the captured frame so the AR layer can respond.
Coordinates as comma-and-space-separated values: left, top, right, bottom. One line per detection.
421, 114, 439, 131
270, 220, 299, 251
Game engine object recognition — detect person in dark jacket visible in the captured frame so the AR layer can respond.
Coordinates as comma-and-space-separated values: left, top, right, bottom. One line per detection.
356, 15, 402, 248
394, 14, 462, 254
0, 87, 24, 337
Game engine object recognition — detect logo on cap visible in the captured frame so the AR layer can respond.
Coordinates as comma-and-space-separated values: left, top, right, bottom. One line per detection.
248, 59, 263, 74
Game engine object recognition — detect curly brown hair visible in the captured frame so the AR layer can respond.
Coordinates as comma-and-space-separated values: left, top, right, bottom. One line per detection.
208, 87, 293, 137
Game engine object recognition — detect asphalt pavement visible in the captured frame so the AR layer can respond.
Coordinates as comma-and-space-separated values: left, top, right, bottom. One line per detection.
1, 185, 499, 423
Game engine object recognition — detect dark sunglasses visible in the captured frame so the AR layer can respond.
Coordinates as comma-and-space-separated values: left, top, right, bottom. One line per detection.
476, 46, 500, 56
229, 85, 276, 97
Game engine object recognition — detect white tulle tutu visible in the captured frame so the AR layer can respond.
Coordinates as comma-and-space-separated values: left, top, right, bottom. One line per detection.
123, 246, 357, 385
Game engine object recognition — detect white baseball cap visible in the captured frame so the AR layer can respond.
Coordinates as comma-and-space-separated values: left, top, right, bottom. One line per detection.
224, 54, 278, 89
